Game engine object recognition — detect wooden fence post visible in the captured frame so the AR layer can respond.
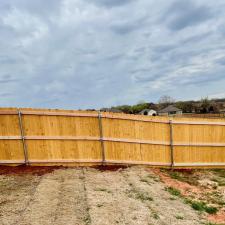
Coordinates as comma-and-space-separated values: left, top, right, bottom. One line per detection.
169, 119, 174, 168
18, 110, 29, 165
98, 111, 106, 165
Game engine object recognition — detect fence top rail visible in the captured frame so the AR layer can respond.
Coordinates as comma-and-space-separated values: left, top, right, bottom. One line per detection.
101, 113, 169, 124
1, 108, 225, 126
20, 110, 99, 117
172, 120, 225, 126
0, 110, 18, 115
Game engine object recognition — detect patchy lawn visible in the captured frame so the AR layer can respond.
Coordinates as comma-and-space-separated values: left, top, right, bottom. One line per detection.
0, 166, 224, 225
154, 168, 225, 224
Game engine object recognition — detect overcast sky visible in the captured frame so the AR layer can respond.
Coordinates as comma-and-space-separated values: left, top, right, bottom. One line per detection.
1, 0, 225, 109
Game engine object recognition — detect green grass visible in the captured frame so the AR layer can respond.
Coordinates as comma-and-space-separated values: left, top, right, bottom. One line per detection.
167, 170, 199, 186
165, 187, 181, 197
187, 200, 218, 214
170, 172, 183, 180
164, 187, 220, 215
127, 185, 153, 202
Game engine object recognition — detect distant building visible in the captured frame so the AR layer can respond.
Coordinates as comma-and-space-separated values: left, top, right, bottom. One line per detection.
158, 105, 182, 116
139, 109, 157, 116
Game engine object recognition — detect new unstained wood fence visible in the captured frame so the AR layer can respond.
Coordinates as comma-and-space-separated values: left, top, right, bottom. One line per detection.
0, 108, 225, 168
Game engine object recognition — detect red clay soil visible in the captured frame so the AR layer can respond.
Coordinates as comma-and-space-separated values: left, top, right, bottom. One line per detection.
0, 164, 128, 176
0, 165, 61, 175
152, 168, 201, 196
207, 211, 225, 224
151, 168, 225, 224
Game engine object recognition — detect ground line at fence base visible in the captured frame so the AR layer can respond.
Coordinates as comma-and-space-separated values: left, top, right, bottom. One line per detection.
1, 160, 224, 167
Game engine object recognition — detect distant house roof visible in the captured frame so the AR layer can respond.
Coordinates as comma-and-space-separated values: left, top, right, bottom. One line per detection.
158, 105, 182, 113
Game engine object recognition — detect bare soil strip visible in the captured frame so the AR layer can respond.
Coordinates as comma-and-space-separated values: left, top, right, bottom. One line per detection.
0, 175, 41, 225
84, 167, 152, 225
0, 166, 223, 225
124, 167, 203, 225
18, 169, 88, 225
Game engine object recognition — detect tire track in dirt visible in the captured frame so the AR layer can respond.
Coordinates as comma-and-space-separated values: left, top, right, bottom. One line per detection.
0, 175, 41, 225
84, 168, 152, 225
17, 170, 62, 225
17, 169, 89, 225
125, 166, 204, 225
53, 169, 89, 225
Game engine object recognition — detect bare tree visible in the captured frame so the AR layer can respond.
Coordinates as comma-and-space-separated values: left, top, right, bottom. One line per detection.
158, 95, 175, 105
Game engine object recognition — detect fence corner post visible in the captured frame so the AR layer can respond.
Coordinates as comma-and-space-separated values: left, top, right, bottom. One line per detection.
169, 119, 174, 169
98, 111, 106, 165
18, 109, 29, 165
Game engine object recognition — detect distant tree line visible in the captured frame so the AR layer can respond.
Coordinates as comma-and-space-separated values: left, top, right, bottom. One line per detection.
99, 95, 225, 115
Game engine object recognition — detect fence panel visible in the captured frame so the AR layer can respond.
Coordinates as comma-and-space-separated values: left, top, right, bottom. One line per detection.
0, 109, 24, 163
0, 108, 225, 168
101, 114, 171, 166
171, 117, 225, 167
21, 111, 102, 165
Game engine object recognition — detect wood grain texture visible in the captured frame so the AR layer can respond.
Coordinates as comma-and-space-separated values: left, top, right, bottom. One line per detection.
0, 107, 225, 167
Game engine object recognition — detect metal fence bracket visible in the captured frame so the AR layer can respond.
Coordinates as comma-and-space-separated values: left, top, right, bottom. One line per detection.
98, 111, 106, 165
169, 119, 174, 169
18, 110, 29, 165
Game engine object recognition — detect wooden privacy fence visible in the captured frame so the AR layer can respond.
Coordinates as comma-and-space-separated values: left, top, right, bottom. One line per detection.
0, 108, 225, 168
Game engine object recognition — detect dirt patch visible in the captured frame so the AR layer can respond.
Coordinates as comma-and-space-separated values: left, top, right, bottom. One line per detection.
153, 168, 225, 224
0, 166, 223, 225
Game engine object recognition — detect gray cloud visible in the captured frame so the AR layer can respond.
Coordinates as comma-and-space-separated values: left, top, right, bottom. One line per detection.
0, 0, 225, 109
85, 0, 134, 8
164, 0, 212, 30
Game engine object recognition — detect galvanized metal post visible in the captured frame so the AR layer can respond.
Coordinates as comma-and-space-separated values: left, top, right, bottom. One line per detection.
18, 110, 29, 165
169, 119, 174, 168
98, 111, 105, 164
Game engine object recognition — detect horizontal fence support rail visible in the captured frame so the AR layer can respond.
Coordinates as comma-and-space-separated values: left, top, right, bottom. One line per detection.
1, 135, 225, 147
174, 163, 225, 167
104, 160, 171, 166
102, 137, 171, 145
25, 136, 100, 141
0, 136, 21, 140
0, 108, 225, 168
0, 160, 26, 164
